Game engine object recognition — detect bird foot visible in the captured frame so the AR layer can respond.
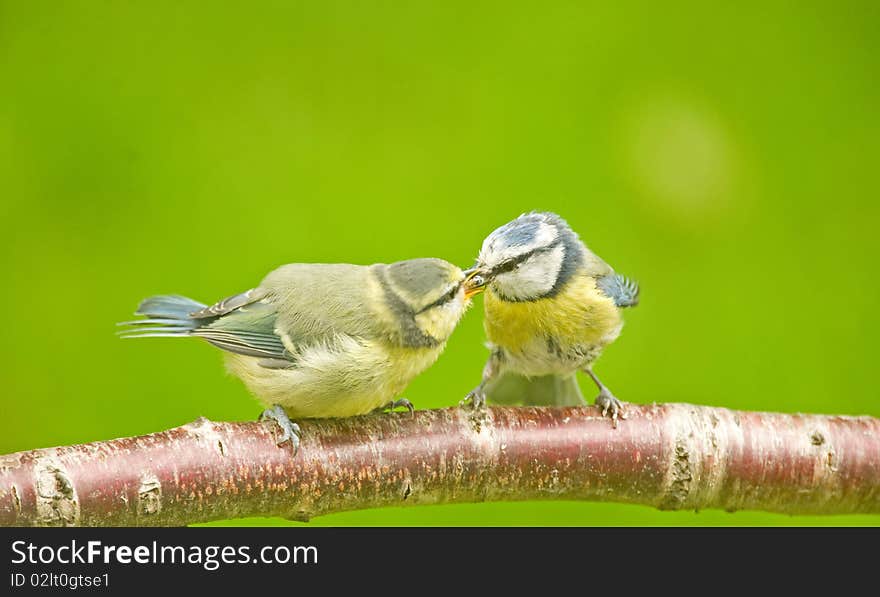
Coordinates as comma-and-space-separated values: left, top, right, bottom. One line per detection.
259, 404, 301, 453
460, 386, 487, 409
595, 389, 627, 429
378, 398, 415, 417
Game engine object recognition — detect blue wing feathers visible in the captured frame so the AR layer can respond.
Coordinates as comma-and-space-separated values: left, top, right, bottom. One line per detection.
596, 273, 640, 308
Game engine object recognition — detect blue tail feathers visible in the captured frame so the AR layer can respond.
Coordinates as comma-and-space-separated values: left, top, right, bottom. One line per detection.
118, 295, 208, 338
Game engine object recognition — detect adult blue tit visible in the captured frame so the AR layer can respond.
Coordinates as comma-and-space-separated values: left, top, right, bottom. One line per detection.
119, 258, 475, 450
462, 212, 639, 425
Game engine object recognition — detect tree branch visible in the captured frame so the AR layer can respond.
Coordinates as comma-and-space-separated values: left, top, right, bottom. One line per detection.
1, 404, 878, 526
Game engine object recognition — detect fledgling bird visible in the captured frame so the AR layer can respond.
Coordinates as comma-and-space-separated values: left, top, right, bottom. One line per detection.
119, 258, 476, 450
463, 212, 639, 425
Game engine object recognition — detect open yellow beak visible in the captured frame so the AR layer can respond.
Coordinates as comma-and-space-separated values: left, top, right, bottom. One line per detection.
463, 268, 488, 299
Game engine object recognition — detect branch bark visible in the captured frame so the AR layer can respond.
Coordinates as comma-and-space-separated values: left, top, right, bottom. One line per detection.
0, 404, 878, 526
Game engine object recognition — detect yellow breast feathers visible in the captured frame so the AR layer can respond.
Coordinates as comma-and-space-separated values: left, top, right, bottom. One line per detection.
483, 272, 622, 353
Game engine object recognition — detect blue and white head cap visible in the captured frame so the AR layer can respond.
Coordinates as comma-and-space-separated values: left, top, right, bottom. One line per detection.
476, 212, 585, 301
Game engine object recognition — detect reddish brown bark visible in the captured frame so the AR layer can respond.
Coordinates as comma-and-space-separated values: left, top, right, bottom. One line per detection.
0, 404, 877, 526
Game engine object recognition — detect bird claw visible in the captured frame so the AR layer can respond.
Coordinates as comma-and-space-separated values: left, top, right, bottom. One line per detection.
595, 390, 627, 429
380, 398, 415, 417
259, 404, 301, 453
460, 388, 487, 409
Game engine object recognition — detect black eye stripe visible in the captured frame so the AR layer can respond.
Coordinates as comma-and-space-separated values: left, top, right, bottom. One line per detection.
494, 259, 518, 274
416, 281, 462, 314
491, 240, 562, 275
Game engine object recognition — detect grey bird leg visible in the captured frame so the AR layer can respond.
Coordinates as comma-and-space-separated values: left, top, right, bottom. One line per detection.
375, 398, 416, 417
584, 367, 627, 428
461, 351, 502, 409
259, 404, 302, 453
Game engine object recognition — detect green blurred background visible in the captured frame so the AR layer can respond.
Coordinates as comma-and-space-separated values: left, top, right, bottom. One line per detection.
1, 1, 877, 526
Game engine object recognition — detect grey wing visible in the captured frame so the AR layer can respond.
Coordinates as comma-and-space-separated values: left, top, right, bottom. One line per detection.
596, 273, 640, 308
188, 288, 265, 319
192, 297, 294, 367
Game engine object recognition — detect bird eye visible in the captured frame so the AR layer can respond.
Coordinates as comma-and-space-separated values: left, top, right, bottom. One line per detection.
471, 274, 485, 287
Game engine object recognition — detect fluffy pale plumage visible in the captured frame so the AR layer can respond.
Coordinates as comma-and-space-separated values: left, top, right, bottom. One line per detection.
121, 258, 470, 418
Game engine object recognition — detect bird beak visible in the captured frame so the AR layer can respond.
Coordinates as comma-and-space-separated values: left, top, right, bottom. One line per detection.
463, 267, 488, 299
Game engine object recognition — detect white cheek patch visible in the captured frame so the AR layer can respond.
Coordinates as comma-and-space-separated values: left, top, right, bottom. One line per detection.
492, 243, 566, 300
479, 221, 558, 265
